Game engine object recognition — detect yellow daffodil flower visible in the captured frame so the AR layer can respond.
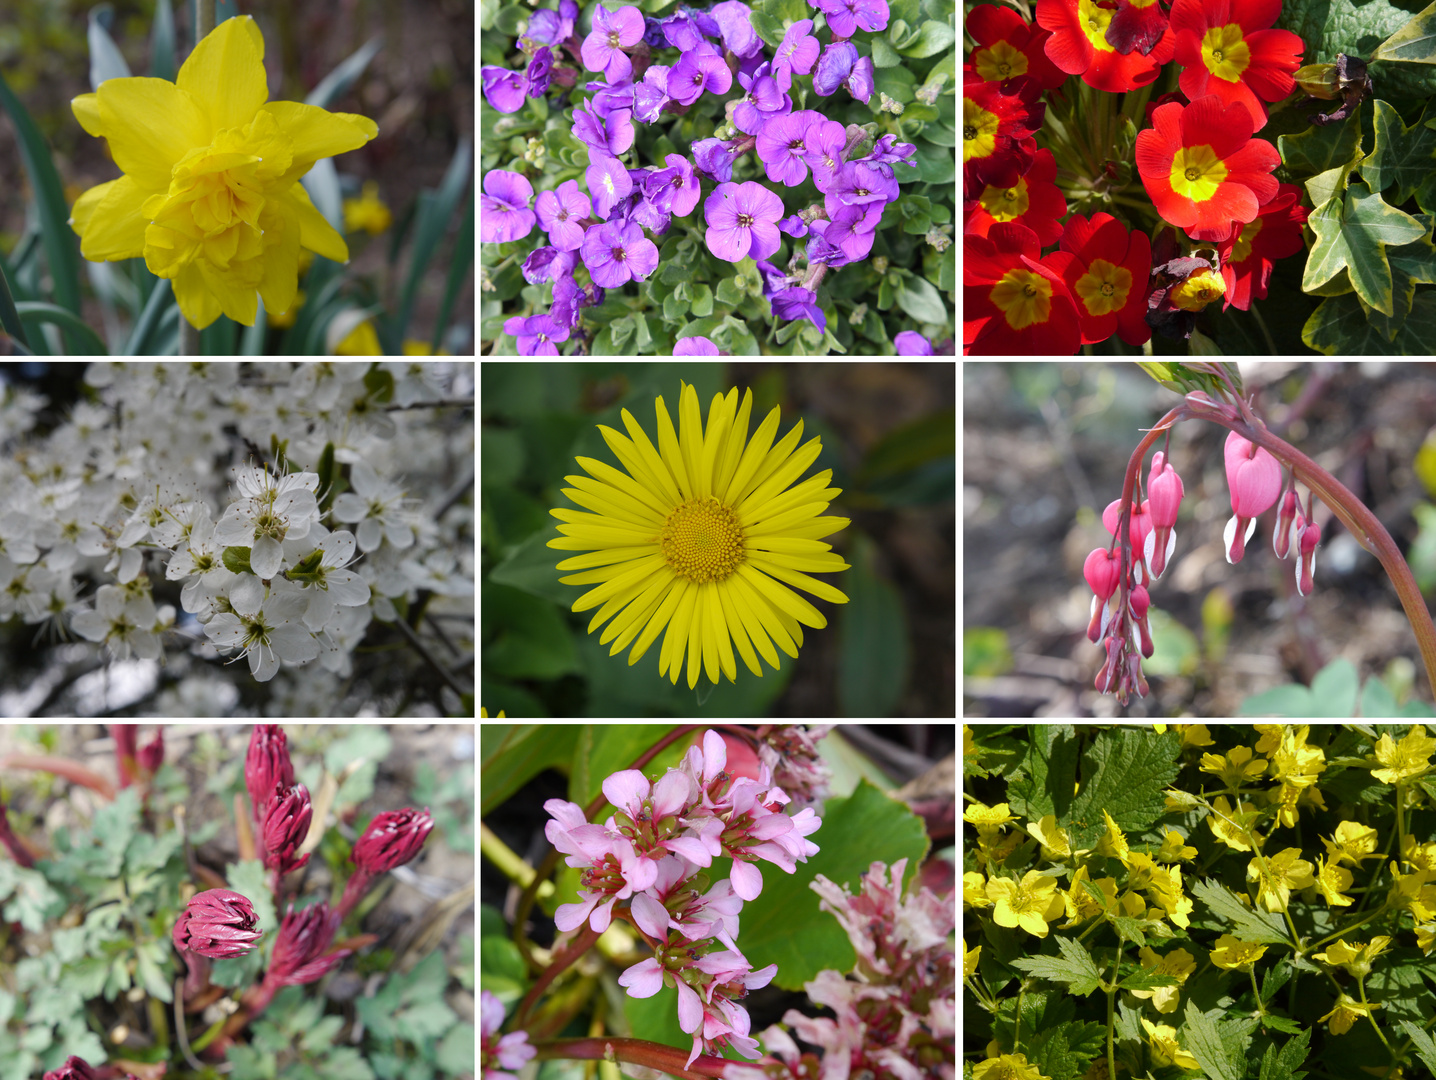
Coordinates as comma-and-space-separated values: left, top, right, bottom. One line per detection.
1140, 1019, 1200, 1069
1322, 821, 1380, 866
343, 180, 392, 235
1319, 992, 1379, 1035
1131, 946, 1196, 1014
1314, 855, 1355, 907
69, 16, 378, 330
1155, 829, 1198, 864
1248, 847, 1314, 912
1209, 933, 1268, 970
1200, 744, 1268, 787
986, 870, 1065, 938
973, 1053, 1051, 1080
1371, 724, 1436, 784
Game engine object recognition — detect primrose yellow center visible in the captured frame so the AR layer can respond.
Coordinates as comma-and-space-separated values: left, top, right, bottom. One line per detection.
1079, 0, 1115, 53
964, 99, 1001, 161
979, 177, 1030, 220
990, 268, 1052, 330
1169, 144, 1228, 202
1170, 268, 1226, 311
1230, 215, 1263, 263
661, 497, 745, 583
1202, 24, 1251, 81
974, 40, 1029, 82
1074, 259, 1133, 316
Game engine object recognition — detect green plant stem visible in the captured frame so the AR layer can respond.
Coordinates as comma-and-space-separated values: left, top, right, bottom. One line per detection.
1357, 978, 1394, 1053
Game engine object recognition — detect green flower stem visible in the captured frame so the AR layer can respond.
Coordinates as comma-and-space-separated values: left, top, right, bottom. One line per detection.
1105, 935, 1125, 1080
1309, 900, 1391, 951
1357, 978, 1393, 1053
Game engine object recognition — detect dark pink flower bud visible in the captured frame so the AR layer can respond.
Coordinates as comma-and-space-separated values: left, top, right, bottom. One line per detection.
263, 784, 313, 877
173, 888, 262, 959
1223, 431, 1282, 564
112, 725, 139, 787
1296, 520, 1321, 597
353, 807, 435, 874
42, 1057, 100, 1080
1144, 453, 1184, 578
246, 725, 295, 822
1084, 547, 1122, 643
1095, 634, 1123, 693
1273, 488, 1299, 558
268, 902, 350, 986
1126, 652, 1149, 698
137, 728, 164, 774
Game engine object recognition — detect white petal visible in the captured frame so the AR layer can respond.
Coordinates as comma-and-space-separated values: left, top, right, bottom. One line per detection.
204, 613, 246, 648
212, 508, 256, 547
270, 624, 319, 663
321, 531, 356, 568
1223, 515, 1238, 564
357, 517, 382, 553
331, 493, 367, 523
231, 574, 265, 618
250, 643, 280, 681
251, 536, 283, 579
327, 570, 370, 607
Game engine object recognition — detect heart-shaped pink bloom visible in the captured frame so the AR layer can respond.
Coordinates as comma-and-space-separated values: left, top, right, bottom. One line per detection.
1223, 431, 1281, 563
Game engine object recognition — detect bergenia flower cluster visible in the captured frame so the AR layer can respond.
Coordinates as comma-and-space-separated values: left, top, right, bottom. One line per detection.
964, 0, 1311, 354
728, 858, 956, 1080
544, 729, 823, 1068
0, 362, 473, 712
482, 0, 936, 355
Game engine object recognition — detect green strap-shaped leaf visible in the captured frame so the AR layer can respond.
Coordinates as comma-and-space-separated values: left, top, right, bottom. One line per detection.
1302, 182, 1426, 315
1371, 0, 1436, 62
1364, 100, 1436, 204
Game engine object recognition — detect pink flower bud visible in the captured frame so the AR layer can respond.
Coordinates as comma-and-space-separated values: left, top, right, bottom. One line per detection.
1296, 520, 1321, 596
1095, 634, 1122, 694
1084, 547, 1121, 602
1144, 453, 1184, 578
137, 728, 164, 774
246, 725, 296, 822
1222, 431, 1281, 564
42, 1057, 100, 1080
268, 901, 350, 986
263, 784, 313, 877
173, 888, 262, 959
1272, 489, 1300, 558
352, 807, 434, 874
1103, 498, 1154, 556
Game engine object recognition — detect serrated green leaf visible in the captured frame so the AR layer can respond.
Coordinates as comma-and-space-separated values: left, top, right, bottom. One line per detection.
1005, 725, 1081, 829
1371, 1, 1436, 63
1398, 1019, 1436, 1076
1119, 970, 1180, 991
1258, 1025, 1311, 1080
1303, 182, 1425, 315
1259, 958, 1293, 1003
1065, 728, 1181, 850
1009, 935, 1105, 996
1190, 878, 1291, 943
1180, 999, 1245, 1080
1364, 100, 1436, 204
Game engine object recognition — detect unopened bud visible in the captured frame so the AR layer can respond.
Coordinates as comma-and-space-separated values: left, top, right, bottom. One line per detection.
1294, 62, 1341, 99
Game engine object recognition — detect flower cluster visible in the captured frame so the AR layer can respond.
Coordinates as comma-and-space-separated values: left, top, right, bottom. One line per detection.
731, 857, 956, 1080
481, 0, 944, 355
963, 0, 1311, 354
544, 729, 823, 1068
482, 989, 537, 1080
0, 362, 473, 712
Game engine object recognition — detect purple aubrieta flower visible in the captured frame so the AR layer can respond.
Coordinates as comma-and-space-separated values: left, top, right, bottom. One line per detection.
692, 136, 743, 182
732, 62, 789, 136
661, 8, 708, 50
535, 179, 593, 251
634, 65, 672, 122
481, 65, 526, 114
824, 203, 881, 260
846, 53, 875, 103
704, 180, 784, 262
710, 0, 763, 58
804, 119, 848, 192
811, 0, 889, 38
668, 42, 732, 106
522, 245, 577, 284
778, 213, 808, 237
522, 8, 566, 45
587, 153, 634, 219
772, 19, 819, 93
811, 41, 857, 97
644, 153, 702, 217
505, 313, 571, 355
642, 14, 669, 47
867, 133, 919, 170
586, 79, 637, 120
829, 159, 900, 213
581, 4, 645, 82
756, 112, 818, 187
580, 219, 660, 287
480, 171, 536, 244
805, 219, 852, 268
527, 47, 554, 97
673, 335, 720, 354
574, 101, 635, 156
894, 330, 934, 355
771, 287, 826, 334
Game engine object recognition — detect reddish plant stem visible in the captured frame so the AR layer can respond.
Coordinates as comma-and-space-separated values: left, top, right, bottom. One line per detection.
533, 1037, 733, 1079
0, 755, 116, 800
513, 922, 602, 1029
1113, 396, 1436, 703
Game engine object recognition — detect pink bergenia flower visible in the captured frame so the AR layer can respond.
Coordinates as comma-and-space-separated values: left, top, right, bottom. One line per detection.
544, 798, 652, 931
628, 854, 744, 944
718, 779, 821, 901
481, 989, 536, 1080
1223, 429, 1282, 563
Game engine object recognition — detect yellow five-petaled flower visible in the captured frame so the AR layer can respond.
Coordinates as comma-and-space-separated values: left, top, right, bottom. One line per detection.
69, 16, 378, 330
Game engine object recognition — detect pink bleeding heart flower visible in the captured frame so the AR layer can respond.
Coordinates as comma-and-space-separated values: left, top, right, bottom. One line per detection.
1273, 488, 1300, 559
1296, 519, 1321, 596
1103, 498, 1154, 584
1083, 546, 1121, 643
1222, 430, 1282, 564
1144, 451, 1184, 578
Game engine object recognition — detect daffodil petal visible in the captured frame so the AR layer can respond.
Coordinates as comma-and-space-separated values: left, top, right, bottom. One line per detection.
96, 77, 210, 189
171, 262, 223, 330
178, 15, 269, 132
262, 102, 378, 183
272, 183, 349, 263
71, 176, 149, 261
198, 258, 259, 326
72, 93, 103, 137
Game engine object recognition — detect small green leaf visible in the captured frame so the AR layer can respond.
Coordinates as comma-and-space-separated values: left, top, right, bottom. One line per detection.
1302, 182, 1425, 315
1009, 936, 1105, 997
716, 275, 747, 306
223, 546, 254, 575
689, 282, 714, 317
663, 294, 689, 322
1190, 879, 1291, 944
362, 364, 394, 402
1371, 0, 1436, 63
1180, 1000, 1246, 1080
896, 18, 956, 58
894, 274, 949, 324
871, 37, 902, 67
1278, 102, 1365, 179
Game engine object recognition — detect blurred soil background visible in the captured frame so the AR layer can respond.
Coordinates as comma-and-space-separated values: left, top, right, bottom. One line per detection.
0, 0, 473, 351
0, 723, 475, 1011
963, 361, 1436, 718
481, 361, 957, 718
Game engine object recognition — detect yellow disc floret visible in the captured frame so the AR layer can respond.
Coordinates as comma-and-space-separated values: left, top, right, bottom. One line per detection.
660, 497, 745, 583
1170, 144, 1228, 202
989, 268, 1053, 329
1202, 23, 1252, 82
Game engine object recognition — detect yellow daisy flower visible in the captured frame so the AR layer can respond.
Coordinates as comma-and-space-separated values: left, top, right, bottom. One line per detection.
69, 16, 378, 330
1209, 933, 1268, 970
986, 870, 1064, 938
1248, 847, 1314, 912
548, 382, 850, 689
1370, 724, 1436, 784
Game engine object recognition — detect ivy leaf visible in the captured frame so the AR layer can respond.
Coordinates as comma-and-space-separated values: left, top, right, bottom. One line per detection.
1277, 103, 1365, 208
1302, 182, 1425, 316
1190, 878, 1290, 944
1179, 999, 1245, 1080
1304, 289, 1436, 352
1364, 213, 1436, 338
1009, 935, 1105, 997
1363, 100, 1436, 205
1278, 0, 1436, 98
1370, 1, 1436, 63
